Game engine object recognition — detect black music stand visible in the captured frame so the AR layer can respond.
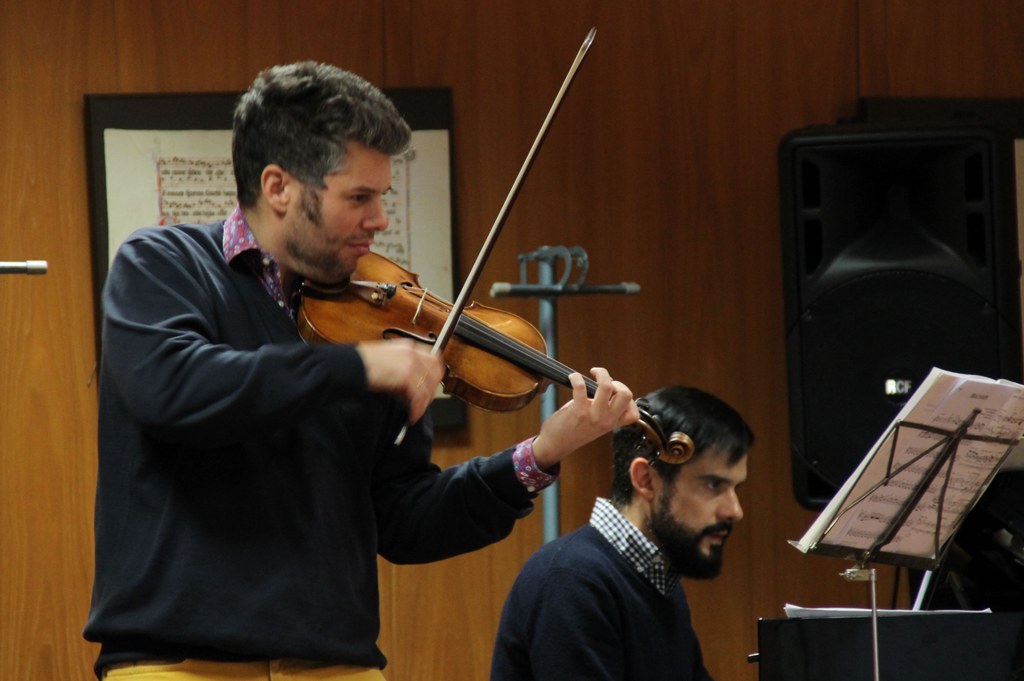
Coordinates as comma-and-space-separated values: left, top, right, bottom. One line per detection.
788, 367, 1024, 681
815, 408, 1018, 570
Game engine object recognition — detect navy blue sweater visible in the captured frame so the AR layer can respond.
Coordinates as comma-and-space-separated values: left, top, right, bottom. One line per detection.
84, 223, 537, 675
491, 524, 714, 681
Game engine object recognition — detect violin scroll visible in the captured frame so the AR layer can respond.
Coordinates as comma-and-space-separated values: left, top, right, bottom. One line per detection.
631, 400, 695, 465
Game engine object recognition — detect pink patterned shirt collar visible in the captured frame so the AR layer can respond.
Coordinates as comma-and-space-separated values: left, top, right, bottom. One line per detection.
222, 204, 297, 317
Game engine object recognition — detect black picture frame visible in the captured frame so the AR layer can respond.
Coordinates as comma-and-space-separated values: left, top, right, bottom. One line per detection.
84, 88, 466, 429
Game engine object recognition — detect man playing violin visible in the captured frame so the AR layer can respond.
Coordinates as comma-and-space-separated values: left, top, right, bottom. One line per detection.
84, 61, 639, 681
490, 385, 752, 681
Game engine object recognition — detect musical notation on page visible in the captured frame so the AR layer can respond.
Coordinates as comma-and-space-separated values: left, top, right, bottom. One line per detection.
791, 367, 1024, 571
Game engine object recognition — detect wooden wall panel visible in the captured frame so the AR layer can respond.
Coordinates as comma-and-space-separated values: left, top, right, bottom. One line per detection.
4, 1, 1024, 680
380, 3, 870, 681
0, 2, 388, 679
105, 0, 388, 90
0, 1, 114, 678
859, 0, 1024, 97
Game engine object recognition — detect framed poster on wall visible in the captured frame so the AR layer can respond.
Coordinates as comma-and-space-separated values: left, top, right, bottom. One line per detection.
84, 88, 466, 428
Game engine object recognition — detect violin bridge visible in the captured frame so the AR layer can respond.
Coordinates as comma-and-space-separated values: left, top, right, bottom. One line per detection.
411, 288, 429, 325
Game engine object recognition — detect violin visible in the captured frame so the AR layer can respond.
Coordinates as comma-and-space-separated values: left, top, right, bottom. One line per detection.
298, 252, 563, 413
296, 252, 695, 464
300, 28, 693, 464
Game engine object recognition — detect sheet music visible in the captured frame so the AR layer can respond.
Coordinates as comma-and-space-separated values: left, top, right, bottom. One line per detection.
783, 603, 991, 618
155, 156, 236, 224
791, 367, 1024, 568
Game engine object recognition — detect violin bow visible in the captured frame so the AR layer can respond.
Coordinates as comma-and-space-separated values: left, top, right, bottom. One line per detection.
395, 27, 596, 444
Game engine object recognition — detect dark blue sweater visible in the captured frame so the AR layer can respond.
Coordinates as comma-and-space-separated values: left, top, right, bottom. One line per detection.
84, 223, 537, 676
491, 524, 714, 681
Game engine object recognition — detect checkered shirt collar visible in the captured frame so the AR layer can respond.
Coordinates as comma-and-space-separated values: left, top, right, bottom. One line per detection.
589, 497, 680, 596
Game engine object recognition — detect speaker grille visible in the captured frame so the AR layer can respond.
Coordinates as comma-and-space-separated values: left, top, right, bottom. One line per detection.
779, 126, 1021, 509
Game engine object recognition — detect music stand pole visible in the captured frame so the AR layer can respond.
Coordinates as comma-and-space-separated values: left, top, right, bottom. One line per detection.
843, 566, 880, 681
490, 245, 640, 543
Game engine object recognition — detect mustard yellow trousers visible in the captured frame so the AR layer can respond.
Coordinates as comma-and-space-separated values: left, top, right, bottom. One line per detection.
102, 659, 386, 681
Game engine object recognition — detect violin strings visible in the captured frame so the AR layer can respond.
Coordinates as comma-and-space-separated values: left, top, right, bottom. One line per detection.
401, 284, 600, 396
456, 314, 600, 396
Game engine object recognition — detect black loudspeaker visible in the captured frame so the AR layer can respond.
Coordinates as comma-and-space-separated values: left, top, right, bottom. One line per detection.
779, 125, 1022, 509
